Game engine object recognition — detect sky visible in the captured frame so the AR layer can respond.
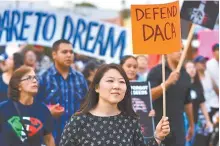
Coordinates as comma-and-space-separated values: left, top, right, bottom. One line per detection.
48, 0, 182, 11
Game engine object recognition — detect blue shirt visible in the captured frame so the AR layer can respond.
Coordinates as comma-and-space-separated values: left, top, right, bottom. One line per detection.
36, 65, 88, 144
0, 99, 54, 146
0, 74, 8, 102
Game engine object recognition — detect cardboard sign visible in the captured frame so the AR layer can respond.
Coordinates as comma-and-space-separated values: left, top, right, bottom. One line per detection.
198, 30, 219, 58
181, 1, 219, 29
131, 1, 181, 54
130, 81, 154, 138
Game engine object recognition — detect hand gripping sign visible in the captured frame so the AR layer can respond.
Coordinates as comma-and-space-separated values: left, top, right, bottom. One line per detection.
131, 1, 181, 116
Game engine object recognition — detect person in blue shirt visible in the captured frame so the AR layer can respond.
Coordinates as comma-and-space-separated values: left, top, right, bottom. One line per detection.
0, 52, 23, 102
36, 39, 88, 144
0, 66, 55, 146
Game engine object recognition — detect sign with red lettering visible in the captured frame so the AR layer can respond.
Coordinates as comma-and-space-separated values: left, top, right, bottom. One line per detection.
131, 1, 181, 54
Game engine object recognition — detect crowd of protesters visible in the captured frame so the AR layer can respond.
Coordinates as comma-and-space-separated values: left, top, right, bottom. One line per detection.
0, 39, 218, 146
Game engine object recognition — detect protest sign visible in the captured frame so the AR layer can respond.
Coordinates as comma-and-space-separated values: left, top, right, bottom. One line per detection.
177, 1, 219, 72
130, 81, 154, 138
181, 1, 219, 29
0, 8, 128, 62
131, 1, 181, 54
198, 30, 219, 58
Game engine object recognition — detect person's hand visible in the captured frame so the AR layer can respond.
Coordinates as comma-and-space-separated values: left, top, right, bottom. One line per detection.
205, 120, 213, 130
148, 109, 155, 117
166, 71, 180, 86
186, 125, 194, 141
48, 104, 64, 118
155, 117, 170, 141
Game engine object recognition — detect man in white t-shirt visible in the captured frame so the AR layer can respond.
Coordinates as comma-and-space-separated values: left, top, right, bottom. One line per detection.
206, 43, 219, 88
194, 55, 219, 115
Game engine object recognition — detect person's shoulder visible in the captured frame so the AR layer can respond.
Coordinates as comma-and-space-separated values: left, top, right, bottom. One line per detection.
0, 100, 11, 109
121, 114, 139, 123
34, 102, 50, 111
69, 114, 88, 125
74, 70, 85, 78
41, 66, 53, 76
151, 64, 162, 70
207, 58, 217, 67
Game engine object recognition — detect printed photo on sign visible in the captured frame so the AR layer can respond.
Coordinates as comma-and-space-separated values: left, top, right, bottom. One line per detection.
181, 1, 219, 29
130, 81, 154, 138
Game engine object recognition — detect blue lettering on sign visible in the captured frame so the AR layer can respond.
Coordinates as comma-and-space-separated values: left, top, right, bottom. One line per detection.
73, 18, 86, 50
0, 10, 10, 41
62, 16, 74, 41
43, 14, 56, 41
34, 12, 47, 41
9, 10, 20, 41
100, 27, 126, 58
20, 11, 33, 41
0, 9, 127, 60
84, 21, 98, 53
94, 24, 105, 52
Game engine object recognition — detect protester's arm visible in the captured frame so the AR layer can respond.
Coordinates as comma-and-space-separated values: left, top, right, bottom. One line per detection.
200, 103, 213, 128
150, 71, 180, 101
211, 78, 219, 96
184, 103, 194, 141
44, 133, 55, 146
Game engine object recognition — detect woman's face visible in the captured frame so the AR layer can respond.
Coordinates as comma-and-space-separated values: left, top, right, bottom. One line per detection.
122, 57, 138, 80
185, 62, 196, 78
96, 69, 127, 106
25, 51, 37, 66
19, 70, 38, 95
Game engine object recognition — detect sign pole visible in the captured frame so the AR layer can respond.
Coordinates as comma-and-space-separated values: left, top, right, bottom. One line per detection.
177, 24, 196, 72
162, 54, 166, 117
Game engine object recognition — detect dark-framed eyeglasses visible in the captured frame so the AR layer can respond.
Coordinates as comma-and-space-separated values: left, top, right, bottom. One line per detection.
20, 75, 38, 82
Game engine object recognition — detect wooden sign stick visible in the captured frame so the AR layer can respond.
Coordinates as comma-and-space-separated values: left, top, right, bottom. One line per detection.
162, 55, 166, 117
177, 24, 196, 72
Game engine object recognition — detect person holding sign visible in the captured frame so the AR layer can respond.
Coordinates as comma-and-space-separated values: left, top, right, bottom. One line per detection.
147, 51, 194, 146
60, 64, 170, 146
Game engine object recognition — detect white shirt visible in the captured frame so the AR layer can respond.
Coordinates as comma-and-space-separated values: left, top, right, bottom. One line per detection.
201, 71, 219, 111
206, 58, 219, 88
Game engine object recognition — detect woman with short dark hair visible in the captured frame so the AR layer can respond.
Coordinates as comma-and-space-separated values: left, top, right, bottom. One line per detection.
60, 64, 170, 146
0, 66, 55, 146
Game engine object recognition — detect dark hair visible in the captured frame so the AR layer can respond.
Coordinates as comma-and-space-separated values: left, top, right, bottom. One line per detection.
77, 63, 137, 118
212, 43, 219, 52
136, 55, 148, 60
8, 66, 33, 101
52, 39, 71, 52
82, 60, 100, 86
13, 53, 24, 70
120, 55, 137, 66
184, 61, 204, 92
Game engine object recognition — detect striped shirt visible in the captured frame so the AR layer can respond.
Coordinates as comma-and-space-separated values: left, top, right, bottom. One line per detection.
36, 65, 88, 144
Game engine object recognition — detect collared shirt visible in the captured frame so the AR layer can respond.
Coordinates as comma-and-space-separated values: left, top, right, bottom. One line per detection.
36, 65, 88, 144
147, 63, 192, 145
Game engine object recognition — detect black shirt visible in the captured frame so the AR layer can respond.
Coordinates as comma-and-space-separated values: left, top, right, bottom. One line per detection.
147, 63, 192, 145
190, 81, 205, 123
60, 113, 159, 146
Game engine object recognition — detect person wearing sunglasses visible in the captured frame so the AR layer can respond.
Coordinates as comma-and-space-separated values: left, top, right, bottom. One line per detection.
0, 66, 55, 146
